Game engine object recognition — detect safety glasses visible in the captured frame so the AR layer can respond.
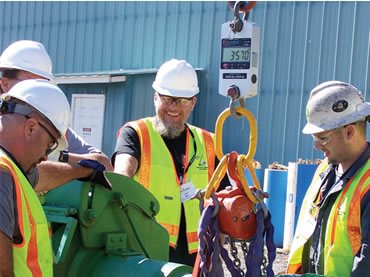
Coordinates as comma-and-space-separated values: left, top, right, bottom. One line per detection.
157, 93, 194, 107
311, 130, 336, 146
311, 123, 356, 146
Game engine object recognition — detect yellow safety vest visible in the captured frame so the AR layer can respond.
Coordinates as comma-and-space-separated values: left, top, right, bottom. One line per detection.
128, 117, 215, 253
287, 158, 370, 276
0, 151, 53, 276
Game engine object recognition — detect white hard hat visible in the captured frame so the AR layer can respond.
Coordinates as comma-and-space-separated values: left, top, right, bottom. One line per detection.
2, 79, 70, 151
302, 80, 370, 134
152, 59, 199, 98
0, 40, 53, 80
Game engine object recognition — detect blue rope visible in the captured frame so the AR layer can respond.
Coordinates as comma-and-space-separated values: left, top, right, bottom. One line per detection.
197, 201, 276, 277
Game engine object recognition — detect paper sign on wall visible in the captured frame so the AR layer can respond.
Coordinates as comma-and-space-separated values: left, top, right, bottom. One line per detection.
71, 94, 105, 150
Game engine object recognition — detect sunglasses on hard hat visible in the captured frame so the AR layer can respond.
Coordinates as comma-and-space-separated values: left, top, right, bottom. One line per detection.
157, 93, 194, 107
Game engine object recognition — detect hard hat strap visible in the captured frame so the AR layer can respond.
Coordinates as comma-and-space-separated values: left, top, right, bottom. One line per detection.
0, 99, 34, 116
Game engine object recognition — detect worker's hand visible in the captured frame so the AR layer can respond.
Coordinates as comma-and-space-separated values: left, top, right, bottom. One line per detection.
78, 159, 112, 191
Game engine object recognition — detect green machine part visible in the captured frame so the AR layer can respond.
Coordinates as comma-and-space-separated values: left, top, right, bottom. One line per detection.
44, 172, 192, 277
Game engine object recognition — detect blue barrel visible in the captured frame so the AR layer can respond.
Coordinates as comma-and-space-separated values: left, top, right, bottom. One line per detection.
245, 168, 264, 188
293, 164, 318, 232
263, 169, 288, 247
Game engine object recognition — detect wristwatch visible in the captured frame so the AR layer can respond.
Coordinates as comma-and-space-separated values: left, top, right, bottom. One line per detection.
58, 150, 69, 163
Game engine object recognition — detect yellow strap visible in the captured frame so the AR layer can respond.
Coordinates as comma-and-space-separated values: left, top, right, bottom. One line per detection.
204, 154, 229, 199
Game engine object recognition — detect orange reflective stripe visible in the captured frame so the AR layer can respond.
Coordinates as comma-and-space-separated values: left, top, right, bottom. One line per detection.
202, 130, 215, 181
186, 231, 198, 244
160, 222, 180, 236
25, 200, 42, 276
189, 248, 198, 254
287, 263, 302, 274
0, 159, 42, 274
331, 169, 370, 251
131, 120, 151, 189
347, 169, 370, 254
331, 178, 353, 246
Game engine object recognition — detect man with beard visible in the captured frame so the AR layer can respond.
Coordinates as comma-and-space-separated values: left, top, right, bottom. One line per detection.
0, 79, 70, 276
112, 59, 221, 266
287, 81, 370, 276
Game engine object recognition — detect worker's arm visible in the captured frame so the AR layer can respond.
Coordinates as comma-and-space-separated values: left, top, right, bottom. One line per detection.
34, 152, 113, 192
67, 152, 114, 172
114, 153, 138, 178
112, 125, 141, 178
0, 231, 13, 277
34, 160, 93, 192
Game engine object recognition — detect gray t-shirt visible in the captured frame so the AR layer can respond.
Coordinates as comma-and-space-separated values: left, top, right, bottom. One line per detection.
0, 170, 16, 240
0, 169, 33, 243
65, 127, 100, 154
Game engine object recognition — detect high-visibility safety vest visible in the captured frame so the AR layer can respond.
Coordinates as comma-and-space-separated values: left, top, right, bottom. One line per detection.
287, 158, 370, 276
127, 117, 215, 253
0, 150, 53, 276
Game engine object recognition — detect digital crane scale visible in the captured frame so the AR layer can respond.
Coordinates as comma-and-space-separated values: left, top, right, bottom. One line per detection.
219, 20, 260, 99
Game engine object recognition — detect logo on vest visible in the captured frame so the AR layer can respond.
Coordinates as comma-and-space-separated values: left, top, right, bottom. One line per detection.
196, 155, 208, 171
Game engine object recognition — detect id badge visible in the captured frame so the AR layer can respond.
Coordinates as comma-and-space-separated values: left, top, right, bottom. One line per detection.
301, 214, 317, 240
180, 182, 196, 202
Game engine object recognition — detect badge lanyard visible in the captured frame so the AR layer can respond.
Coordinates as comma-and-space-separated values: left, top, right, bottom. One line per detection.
179, 126, 197, 185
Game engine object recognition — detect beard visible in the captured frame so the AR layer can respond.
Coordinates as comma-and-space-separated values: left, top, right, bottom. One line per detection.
153, 116, 184, 139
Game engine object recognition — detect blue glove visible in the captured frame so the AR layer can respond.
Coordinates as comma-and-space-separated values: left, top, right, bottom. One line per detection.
78, 159, 112, 191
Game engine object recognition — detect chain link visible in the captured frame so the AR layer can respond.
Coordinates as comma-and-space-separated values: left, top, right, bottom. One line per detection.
229, 238, 245, 276
229, 239, 269, 276
241, 240, 249, 254
261, 254, 268, 274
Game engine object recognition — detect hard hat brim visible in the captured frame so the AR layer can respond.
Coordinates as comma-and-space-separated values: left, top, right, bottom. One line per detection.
0, 63, 53, 80
152, 82, 199, 98
302, 123, 326, 134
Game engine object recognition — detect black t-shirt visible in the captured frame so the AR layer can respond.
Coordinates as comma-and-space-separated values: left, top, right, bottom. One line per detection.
112, 125, 228, 189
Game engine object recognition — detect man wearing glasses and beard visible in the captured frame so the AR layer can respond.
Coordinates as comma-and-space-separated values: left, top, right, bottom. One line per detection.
112, 59, 227, 267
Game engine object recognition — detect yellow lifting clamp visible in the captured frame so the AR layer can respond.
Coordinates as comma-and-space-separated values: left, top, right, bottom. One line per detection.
204, 106, 261, 204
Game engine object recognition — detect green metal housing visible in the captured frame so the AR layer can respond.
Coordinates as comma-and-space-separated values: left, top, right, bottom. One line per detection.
44, 173, 192, 277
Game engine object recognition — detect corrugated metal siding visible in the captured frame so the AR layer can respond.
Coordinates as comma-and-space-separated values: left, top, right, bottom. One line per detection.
0, 1, 369, 168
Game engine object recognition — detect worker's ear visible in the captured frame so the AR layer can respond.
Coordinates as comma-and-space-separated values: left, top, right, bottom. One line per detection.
153, 92, 159, 104
190, 96, 197, 109
24, 117, 38, 138
343, 124, 355, 140
0, 78, 11, 93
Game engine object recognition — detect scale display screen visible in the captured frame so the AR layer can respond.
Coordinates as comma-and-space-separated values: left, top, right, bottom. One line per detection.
221, 38, 251, 69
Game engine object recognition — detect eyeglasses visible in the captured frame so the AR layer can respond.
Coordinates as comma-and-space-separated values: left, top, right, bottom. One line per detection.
311, 123, 357, 146
311, 130, 336, 146
157, 94, 194, 107
25, 116, 59, 155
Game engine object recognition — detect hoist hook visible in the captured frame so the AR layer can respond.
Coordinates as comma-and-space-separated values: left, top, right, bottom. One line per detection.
227, 1, 257, 32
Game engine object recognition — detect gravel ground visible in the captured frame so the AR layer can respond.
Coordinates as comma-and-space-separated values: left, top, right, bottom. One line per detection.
222, 242, 289, 276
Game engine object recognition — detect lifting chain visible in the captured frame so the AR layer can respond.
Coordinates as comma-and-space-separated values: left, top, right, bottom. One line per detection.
261, 255, 268, 275
229, 238, 270, 276
230, 238, 245, 276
